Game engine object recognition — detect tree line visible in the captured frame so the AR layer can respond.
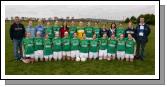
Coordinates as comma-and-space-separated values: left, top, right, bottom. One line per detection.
124, 14, 155, 25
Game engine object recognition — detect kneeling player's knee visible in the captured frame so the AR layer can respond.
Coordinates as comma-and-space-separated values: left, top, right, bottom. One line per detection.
76, 57, 80, 61
99, 57, 103, 60
81, 58, 86, 62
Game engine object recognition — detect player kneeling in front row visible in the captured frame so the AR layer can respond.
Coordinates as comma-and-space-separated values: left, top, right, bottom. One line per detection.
107, 34, 117, 61
52, 32, 62, 61
71, 33, 80, 61
89, 34, 99, 60
22, 32, 34, 63
125, 34, 136, 62
34, 32, 44, 62
79, 33, 89, 62
116, 34, 126, 61
99, 33, 108, 60
43, 34, 53, 62
62, 32, 71, 61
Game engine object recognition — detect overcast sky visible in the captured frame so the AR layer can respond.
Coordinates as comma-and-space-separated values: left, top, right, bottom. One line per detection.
5, 5, 155, 20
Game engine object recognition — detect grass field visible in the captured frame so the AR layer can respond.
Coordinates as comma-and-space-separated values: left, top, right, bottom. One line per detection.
5, 21, 155, 75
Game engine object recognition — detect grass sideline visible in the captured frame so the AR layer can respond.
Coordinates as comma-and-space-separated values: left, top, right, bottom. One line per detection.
5, 21, 155, 75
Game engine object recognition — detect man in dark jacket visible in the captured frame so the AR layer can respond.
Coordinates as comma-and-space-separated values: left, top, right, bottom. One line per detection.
10, 16, 25, 61
135, 17, 151, 60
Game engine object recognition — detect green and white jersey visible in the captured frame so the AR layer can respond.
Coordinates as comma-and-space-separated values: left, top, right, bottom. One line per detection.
117, 38, 126, 51
80, 39, 89, 53
71, 37, 80, 51
116, 27, 125, 38
107, 38, 117, 54
93, 27, 100, 38
22, 38, 34, 54
52, 37, 62, 52
53, 25, 61, 33
62, 37, 71, 51
34, 37, 44, 51
45, 26, 53, 39
125, 38, 136, 54
44, 38, 52, 55
69, 26, 77, 38
90, 39, 99, 52
99, 38, 108, 50
84, 26, 93, 38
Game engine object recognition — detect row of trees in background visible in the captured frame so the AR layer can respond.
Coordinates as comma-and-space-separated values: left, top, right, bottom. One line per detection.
6, 14, 155, 25
124, 14, 155, 25
6, 16, 121, 24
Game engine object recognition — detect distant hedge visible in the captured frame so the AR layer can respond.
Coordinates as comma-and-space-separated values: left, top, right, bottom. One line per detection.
125, 14, 155, 25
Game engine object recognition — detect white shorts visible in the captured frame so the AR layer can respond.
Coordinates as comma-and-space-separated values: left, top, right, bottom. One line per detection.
44, 55, 53, 59
117, 51, 125, 59
125, 54, 134, 59
80, 52, 88, 61
34, 50, 43, 59
89, 52, 98, 59
71, 50, 79, 58
25, 54, 34, 58
107, 53, 116, 57
62, 51, 71, 57
99, 50, 107, 57
53, 51, 62, 60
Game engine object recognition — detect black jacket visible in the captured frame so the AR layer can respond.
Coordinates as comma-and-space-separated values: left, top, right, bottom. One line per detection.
9, 23, 25, 40
108, 28, 116, 37
135, 24, 151, 43
99, 28, 109, 37
125, 28, 135, 38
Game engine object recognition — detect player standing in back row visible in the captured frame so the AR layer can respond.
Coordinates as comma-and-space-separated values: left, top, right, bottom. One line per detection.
35, 19, 45, 37
93, 22, 100, 38
45, 21, 54, 39
69, 21, 77, 38
77, 21, 85, 40
116, 26, 125, 39
84, 22, 93, 40
53, 20, 61, 35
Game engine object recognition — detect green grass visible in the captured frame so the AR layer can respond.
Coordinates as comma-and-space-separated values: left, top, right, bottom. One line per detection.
5, 21, 155, 75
